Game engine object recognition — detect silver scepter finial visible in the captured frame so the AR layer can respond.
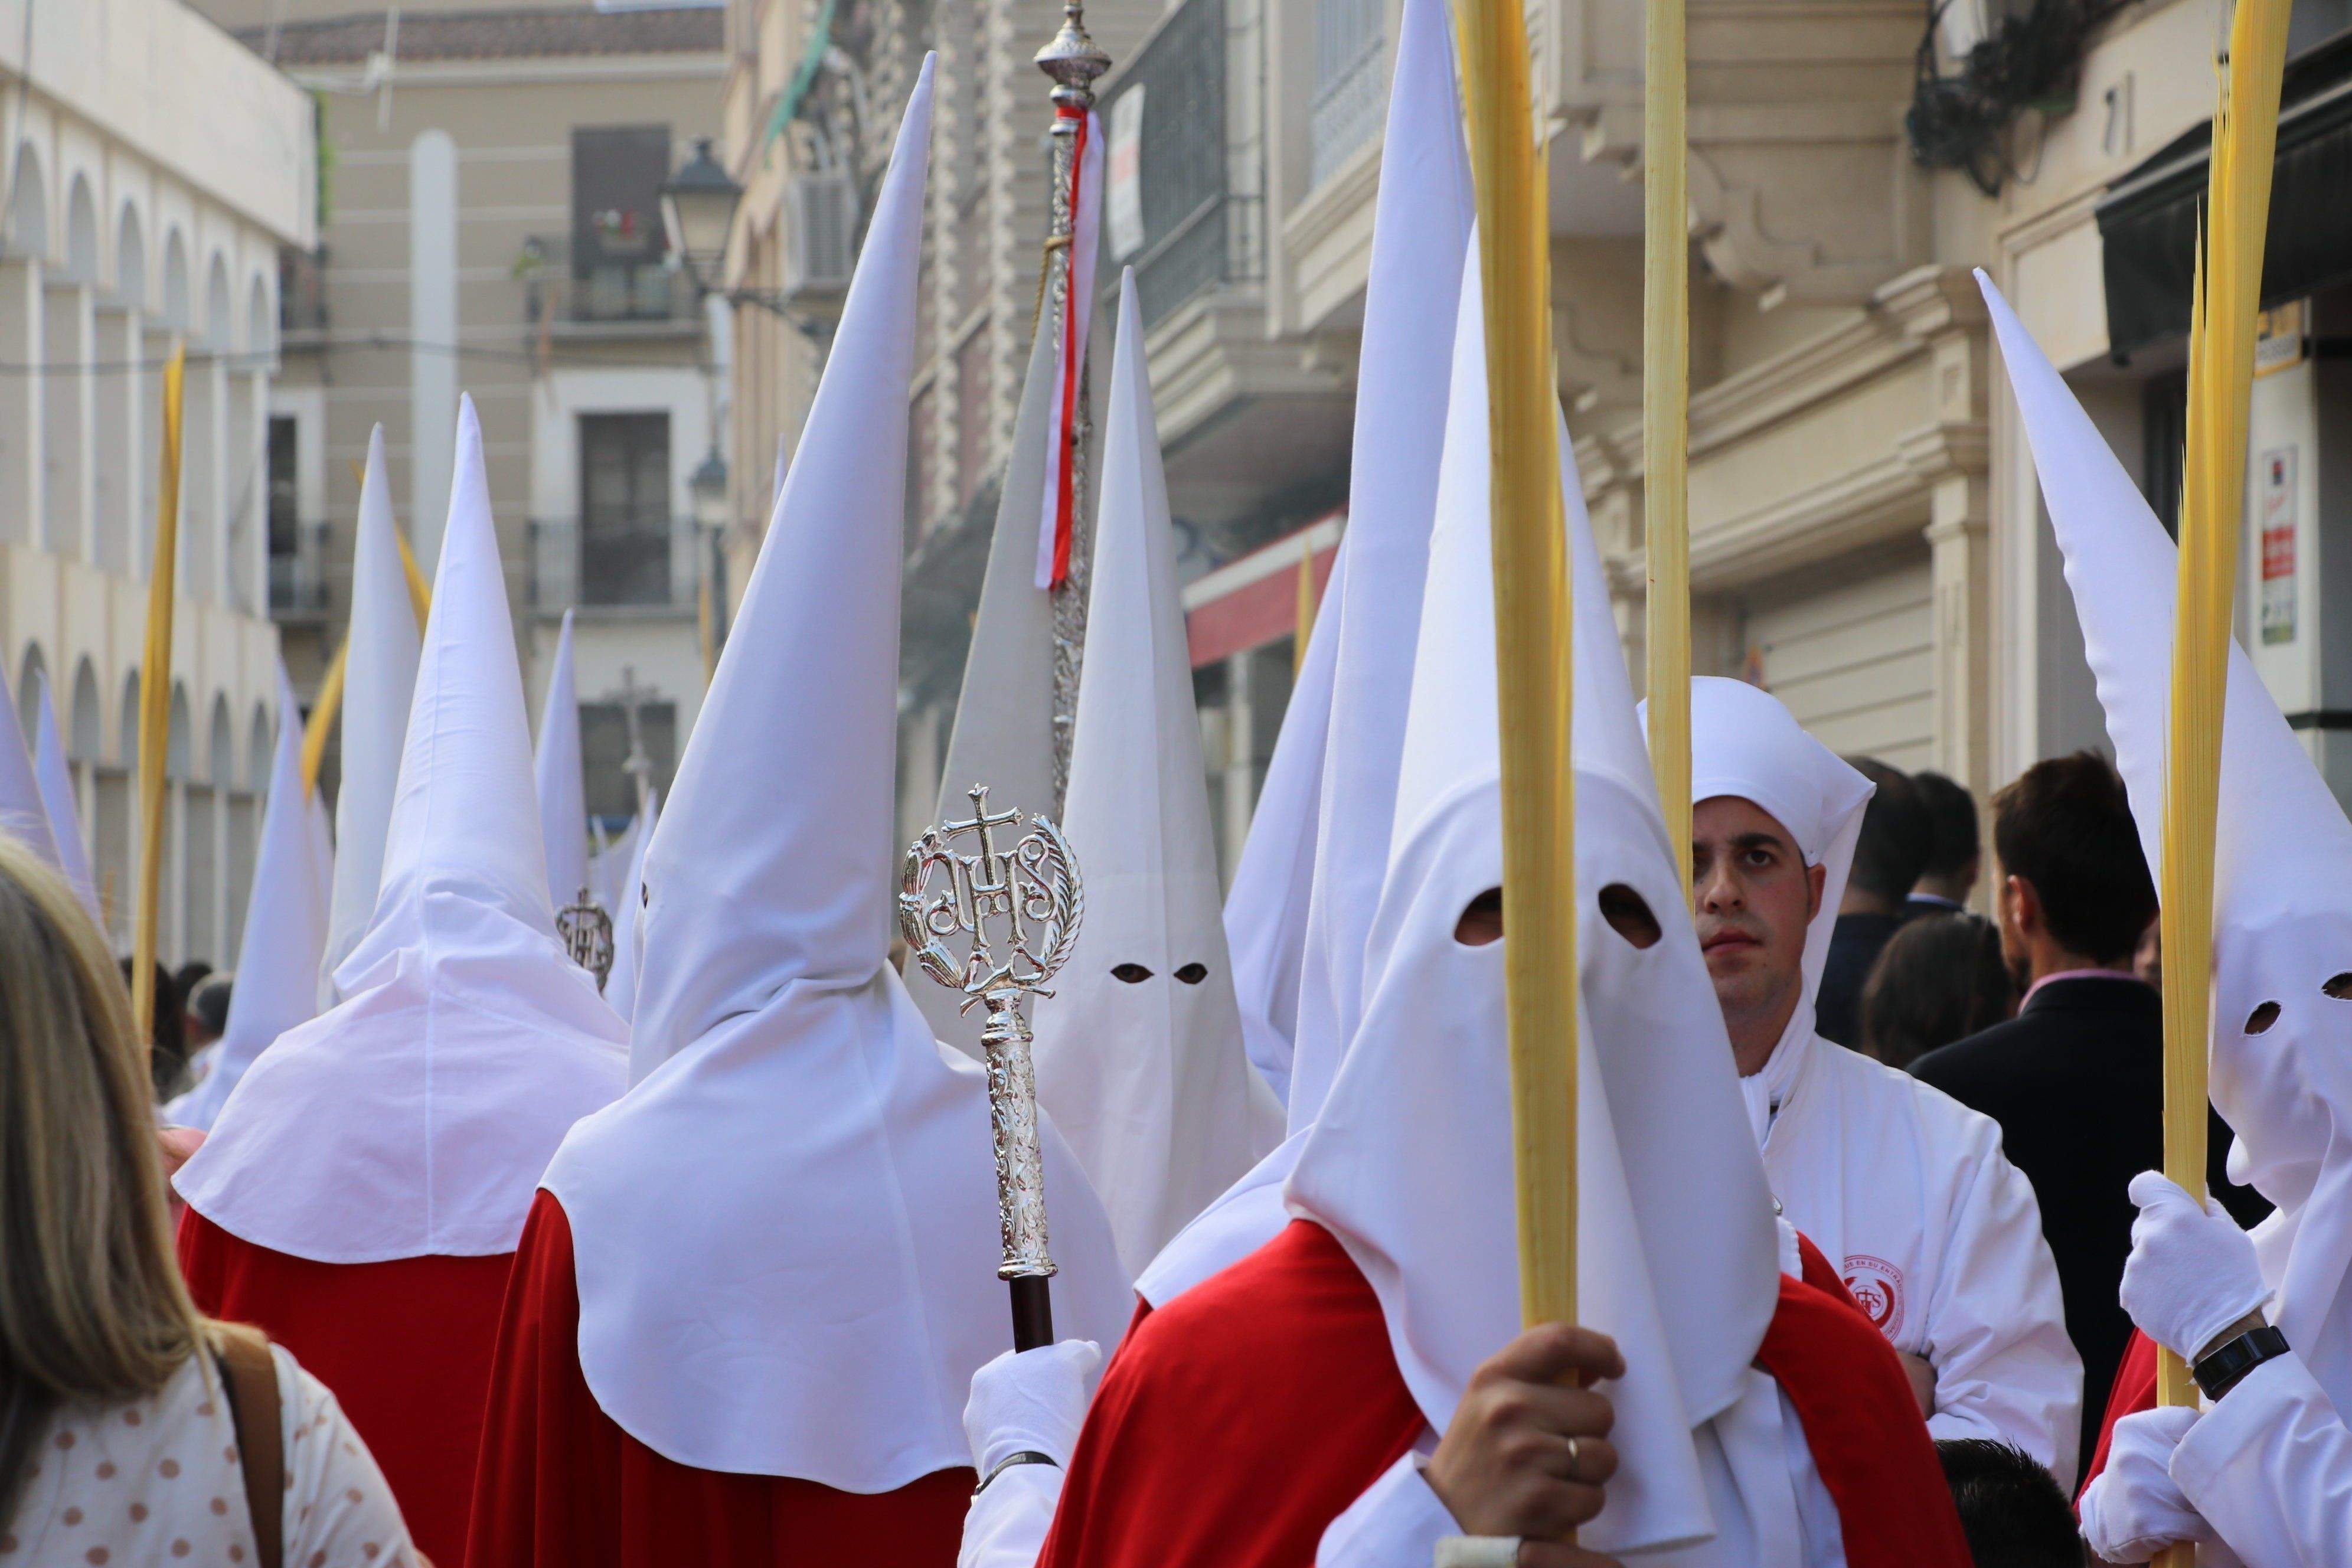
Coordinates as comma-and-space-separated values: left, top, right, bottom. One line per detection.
557, 885, 616, 991
901, 783, 1084, 1347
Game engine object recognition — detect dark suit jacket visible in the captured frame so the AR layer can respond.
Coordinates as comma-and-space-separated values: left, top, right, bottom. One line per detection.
1912, 975, 2269, 1478
1817, 910, 1909, 1046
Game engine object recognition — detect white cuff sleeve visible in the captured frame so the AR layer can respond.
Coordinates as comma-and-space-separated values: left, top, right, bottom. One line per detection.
2171, 1351, 2352, 1568
1317, 1451, 1461, 1568
959, 1462, 1066, 1568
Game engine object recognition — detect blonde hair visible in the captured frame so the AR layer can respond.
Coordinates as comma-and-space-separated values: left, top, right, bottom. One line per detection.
0, 834, 205, 1525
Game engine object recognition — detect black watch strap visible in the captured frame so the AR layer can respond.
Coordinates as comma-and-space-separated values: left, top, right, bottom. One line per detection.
2193, 1324, 2289, 1402
974, 1449, 1060, 1497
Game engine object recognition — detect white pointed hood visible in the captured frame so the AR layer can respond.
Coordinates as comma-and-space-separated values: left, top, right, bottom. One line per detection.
1032, 272, 1285, 1276
605, 787, 658, 1031
322, 424, 423, 997
177, 397, 628, 1262
1285, 0, 1474, 1132
1129, 0, 1472, 1305
535, 609, 590, 907
541, 61, 1131, 1486
164, 668, 330, 1132
1221, 537, 1346, 1107
1287, 240, 1779, 1556
0, 664, 57, 870
917, 313, 1062, 1059
1982, 270, 2352, 1406
31, 671, 97, 918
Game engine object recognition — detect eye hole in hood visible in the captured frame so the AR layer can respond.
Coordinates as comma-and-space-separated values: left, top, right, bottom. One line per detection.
1111, 962, 1154, 984
1597, 883, 1662, 950
2247, 1001, 2282, 1034
1174, 962, 1208, 985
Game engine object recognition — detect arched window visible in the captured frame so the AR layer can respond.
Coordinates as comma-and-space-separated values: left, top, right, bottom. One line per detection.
6, 144, 48, 262
64, 176, 97, 285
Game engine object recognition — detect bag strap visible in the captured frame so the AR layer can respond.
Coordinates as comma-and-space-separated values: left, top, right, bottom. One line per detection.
211, 1325, 284, 1568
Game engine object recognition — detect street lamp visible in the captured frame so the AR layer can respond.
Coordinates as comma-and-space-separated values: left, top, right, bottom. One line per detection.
659, 138, 742, 291
689, 446, 730, 533
661, 137, 822, 335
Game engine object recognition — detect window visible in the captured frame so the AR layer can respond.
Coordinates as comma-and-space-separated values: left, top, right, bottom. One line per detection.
579, 412, 671, 606
267, 417, 299, 560
580, 699, 677, 824
571, 126, 676, 320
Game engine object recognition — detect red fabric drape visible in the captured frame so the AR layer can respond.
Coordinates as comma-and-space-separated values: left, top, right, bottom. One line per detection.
1035, 1219, 1425, 1568
463, 1190, 972, 1568
177, 1206, 514, 1567
1758, 1269, 1975, 1568
1037, 1217, 1968, 1568
2079, 1328, 2160, 1498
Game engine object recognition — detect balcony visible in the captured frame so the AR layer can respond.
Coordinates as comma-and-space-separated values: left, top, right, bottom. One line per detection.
1102, 0, 1262, 334
519, 237, 703, 337
527, 518, 713, 617
267, 520, 332, 619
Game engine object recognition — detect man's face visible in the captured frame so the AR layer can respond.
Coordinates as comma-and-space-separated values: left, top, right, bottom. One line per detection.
1690, 796, 1822, 1021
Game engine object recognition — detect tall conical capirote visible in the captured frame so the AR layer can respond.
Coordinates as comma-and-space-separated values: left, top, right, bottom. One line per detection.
534, 607, 589, 907
1220, 535, 1346, 1106
322, 423, 423, 996
1032, 270, 1283, 1276
1982, 269, 2352, 1401
0, 655, 59, 870
176, 396, 626, 1264
1285, 232, 1775, 1555
540, 57, 1132, 1487
31, 669, 98, 917
1129, 0, 1474, 1306
1282, 0, 1473, 1133
164, 666, 331, 1131
916, 293, 1061, 1059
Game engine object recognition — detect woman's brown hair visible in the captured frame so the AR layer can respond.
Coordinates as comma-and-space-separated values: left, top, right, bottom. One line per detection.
0, 835, 206, 1527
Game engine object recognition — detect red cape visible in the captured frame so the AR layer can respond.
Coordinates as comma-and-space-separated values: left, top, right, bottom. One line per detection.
177, 1205, 514, 1567
2079, 1328, 2160, 1498
463, 1188, 971, 1568
1037, 1219, 1969, 1568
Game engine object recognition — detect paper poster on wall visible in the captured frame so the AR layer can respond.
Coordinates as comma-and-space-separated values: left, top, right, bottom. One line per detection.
1108, 86, 1147, 262
2260, 445, 2297, 646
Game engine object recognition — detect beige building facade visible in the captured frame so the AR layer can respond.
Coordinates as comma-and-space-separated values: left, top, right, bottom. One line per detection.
0, 0, 313, 965
195, 0, 727, 831
724, 0, 2352, 871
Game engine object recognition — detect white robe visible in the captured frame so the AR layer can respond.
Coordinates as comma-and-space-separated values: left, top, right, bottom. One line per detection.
1752, 1023, 2082, 1487
2163, 1350, 2351, 1568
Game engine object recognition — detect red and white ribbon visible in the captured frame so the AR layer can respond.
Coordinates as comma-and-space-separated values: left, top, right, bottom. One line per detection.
1035, 106, 1104, 589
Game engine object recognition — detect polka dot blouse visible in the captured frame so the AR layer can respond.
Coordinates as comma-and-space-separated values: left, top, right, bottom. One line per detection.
2, 1337, 419, 1566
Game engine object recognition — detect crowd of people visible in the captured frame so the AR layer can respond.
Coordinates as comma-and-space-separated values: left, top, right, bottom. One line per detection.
3, 12, 2348, 1568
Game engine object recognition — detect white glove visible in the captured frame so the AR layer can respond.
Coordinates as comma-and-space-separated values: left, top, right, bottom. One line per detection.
2079, 1406, 2213, 1563
962, 1339, 1102, 1474
2121, 1171, 2271, 1360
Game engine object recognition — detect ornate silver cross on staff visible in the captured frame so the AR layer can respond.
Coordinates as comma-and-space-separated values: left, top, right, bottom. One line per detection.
901, 783, 1084, 1350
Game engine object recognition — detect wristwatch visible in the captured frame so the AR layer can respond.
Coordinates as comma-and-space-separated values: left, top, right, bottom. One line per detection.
974, 1449, 1060, 1497
2192, 1324, 2289, 1402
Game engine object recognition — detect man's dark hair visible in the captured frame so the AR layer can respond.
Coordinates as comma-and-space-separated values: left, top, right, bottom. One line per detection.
174, 959, 214, 999
1935, 1439, 2084, 1567
1991, 752, 2154, 966
1913, 771, 1980, 882
1844, 757, 1932, 903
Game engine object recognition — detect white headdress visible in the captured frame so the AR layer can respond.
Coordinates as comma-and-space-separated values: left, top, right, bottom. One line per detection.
534, 608, 590, 909
1288, 239, 1780, 1554
322, 424, 422, 997
1983, 269, 2352, 1404
541, 61, 1132, 1484
1032, 271, 1285, 1275
164, 668, 331, 1131
31, 669, 98, 917
177, 398, 628, 1261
